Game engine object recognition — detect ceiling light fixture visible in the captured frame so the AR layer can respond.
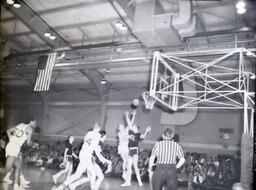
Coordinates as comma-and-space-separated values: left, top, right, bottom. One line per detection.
236, 1, 245, 9
115, 21, 122, 28
105, 68, 111, 73
250, 75, 255, 80
100, 77, 107, 84
115, 21, 127, 32
13, 0, 21, 8
49, 35, 56, 40
237, 7, 246, 14
44, 32, 51, 37
6, 0, 14, 5
236, 1, 246, 14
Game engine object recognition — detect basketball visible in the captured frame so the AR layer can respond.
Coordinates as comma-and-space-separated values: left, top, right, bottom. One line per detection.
132, 98, 140, 106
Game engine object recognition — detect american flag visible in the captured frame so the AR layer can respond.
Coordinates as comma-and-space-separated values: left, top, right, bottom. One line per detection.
34, 52, 56, 91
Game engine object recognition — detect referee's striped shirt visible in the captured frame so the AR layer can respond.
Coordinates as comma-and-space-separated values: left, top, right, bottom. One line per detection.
151, 139, 184, 164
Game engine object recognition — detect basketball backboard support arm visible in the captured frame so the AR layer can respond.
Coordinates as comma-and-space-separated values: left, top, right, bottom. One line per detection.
144, 47, 255, 136
146, 48, 255, 110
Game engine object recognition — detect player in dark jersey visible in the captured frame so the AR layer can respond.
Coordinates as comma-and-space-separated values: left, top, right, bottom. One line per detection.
121, 124, 151, 186
53, 136, 78, 184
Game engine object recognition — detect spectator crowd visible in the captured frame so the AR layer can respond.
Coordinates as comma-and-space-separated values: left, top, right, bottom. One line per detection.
0, 134, 241, 189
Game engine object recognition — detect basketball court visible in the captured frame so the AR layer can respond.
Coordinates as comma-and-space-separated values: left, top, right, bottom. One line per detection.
1, 1, 255, 190
0, 167, 188, 190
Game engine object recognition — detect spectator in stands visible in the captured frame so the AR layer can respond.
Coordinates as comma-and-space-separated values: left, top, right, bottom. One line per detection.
0, 133, 8, 167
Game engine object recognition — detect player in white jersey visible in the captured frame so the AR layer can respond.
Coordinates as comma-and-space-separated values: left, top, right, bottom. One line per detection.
56, 123, 105, 190
117, 110, 136, 182
68, 130, 112, 190
0, 117, 37, 188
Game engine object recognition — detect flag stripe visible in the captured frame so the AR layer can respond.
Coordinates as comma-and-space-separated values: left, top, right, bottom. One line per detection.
34, 52, 56, 91
42, 54, 51, 91
44, 53, 55, 91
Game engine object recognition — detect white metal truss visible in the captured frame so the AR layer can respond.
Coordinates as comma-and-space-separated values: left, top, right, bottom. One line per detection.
147, 48, 255, 111
145, 48, 255, 136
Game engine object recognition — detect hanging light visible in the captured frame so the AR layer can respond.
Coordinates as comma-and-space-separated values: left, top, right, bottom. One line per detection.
49, 34, 56, 40
115, 20, 127, 32
237, 7, 246, 14
250, 75, 255, 80
13, 0, 21, 8
44, 32, 51, 37
235, 1, 245, 9
100, 77, 107, 84
6, 0, 14, 5
236, 1, 246, 14
115, 21, 123, 28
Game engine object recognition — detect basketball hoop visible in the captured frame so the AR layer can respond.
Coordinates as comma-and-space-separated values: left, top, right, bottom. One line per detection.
142, 91, 156, 109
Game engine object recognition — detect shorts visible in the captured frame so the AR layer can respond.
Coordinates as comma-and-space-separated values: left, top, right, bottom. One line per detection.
66, 155, 73, 162
129, 147, 138, 156
5, 142, 21, 158
118, 144, 129, 156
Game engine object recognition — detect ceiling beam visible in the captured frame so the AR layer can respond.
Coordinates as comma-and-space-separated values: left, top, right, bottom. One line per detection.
1, 70, 150, 81
1, 0, 107, 22
3, 2, 80, 52
7, 41, 142, 57
3, 3, 54, 48
108, 0, 140, 43
6, 17, 121, 39
192, 0, 234, 10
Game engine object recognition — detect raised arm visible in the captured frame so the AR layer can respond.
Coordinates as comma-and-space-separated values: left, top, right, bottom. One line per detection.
140, 126, 151, 139
125, 111, 136, 128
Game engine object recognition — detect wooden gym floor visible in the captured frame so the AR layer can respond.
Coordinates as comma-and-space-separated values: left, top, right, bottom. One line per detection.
0, 167, 187, 190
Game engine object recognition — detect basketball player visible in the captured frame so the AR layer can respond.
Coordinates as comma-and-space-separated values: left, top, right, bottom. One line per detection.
2, 153, 31, 185
55, 123, 111, 190
118, 111, 136, 181
121, 123, 151, 186
0, 117, 37, 188
0, 133, 30, 185
52, 135, 78, 184
68, 130, 111, 190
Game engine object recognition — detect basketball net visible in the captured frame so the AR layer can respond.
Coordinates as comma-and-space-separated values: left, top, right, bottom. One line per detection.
142, 91, 156, 109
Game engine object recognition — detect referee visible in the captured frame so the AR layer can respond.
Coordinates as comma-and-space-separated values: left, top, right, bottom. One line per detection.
148, 128, 185, 190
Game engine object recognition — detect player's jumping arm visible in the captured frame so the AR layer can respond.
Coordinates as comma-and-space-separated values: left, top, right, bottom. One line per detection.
125, 111, 136, 127
140, 126, 151, 139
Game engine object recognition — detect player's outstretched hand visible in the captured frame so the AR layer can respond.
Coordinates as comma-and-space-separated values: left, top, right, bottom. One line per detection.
146, 126, 151, 132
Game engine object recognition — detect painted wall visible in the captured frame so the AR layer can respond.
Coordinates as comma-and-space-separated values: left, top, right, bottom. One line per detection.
2, 88, 244, 153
